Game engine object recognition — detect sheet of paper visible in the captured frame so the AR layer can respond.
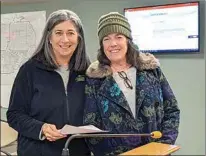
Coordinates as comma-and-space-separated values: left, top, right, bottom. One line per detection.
60, 125, 108, 135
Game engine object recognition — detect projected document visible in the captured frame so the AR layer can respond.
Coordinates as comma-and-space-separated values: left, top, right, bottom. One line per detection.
125, 2, 199, 52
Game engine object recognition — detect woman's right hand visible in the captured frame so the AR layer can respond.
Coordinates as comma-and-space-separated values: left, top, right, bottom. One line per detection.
42, 123, 66, 142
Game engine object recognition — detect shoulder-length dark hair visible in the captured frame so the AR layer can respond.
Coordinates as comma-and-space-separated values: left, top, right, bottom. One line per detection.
32, 9, 90, 71
97, 39, 140, 67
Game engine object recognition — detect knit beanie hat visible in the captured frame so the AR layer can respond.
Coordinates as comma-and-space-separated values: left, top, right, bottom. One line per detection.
97, 12, 132, 42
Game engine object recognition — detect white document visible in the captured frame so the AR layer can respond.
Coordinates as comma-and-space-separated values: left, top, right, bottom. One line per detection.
60, 125, 108, 135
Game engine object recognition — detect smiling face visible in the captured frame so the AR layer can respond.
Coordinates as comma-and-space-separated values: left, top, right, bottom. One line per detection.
49, 20, 79, 64
102, 33, 128, 65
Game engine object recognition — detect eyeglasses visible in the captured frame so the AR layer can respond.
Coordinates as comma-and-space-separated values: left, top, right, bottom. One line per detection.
117, 71, 133, 90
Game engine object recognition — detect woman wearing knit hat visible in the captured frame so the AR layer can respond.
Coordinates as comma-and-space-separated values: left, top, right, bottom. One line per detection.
84, 12, 180, 156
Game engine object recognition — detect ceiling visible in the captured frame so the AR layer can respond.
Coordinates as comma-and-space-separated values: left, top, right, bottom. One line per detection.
1, 0, 50, 4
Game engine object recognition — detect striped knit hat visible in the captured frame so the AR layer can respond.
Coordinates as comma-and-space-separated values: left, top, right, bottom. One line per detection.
97, 12, 132, 42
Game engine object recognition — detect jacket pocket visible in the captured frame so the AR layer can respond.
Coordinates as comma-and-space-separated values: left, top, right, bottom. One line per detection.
18, 136, 42, 156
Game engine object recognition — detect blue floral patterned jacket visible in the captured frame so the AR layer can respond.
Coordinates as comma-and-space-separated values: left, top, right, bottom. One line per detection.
83, 53, 180, 156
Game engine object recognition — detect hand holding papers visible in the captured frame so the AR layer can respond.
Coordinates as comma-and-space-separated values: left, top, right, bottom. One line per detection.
60, 125, 108, 135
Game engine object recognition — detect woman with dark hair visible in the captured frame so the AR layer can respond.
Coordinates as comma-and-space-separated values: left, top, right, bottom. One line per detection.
7, 9, 90, 156
84, 12, 180, 156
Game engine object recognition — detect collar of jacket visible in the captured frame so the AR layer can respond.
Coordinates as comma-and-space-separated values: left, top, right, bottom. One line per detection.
30, 58, 55, 71
31, 58, 86, 75
86, 52, 160, 78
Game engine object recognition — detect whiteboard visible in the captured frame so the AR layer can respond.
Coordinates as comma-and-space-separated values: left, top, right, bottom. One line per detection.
1, 11, 46, 108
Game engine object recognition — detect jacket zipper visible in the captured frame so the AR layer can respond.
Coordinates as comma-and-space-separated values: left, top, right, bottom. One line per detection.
65, 88, 70, 124
55, 71, 70, 124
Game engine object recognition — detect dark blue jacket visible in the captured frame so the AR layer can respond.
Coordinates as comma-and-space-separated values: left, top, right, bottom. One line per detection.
7, 58, 90, 156
84, 53, 180, 156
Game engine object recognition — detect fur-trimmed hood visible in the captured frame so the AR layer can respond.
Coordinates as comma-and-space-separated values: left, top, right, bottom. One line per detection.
86, 52, 160, 78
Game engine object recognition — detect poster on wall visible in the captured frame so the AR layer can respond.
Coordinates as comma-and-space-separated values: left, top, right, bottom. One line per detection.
1, 11, 46, 108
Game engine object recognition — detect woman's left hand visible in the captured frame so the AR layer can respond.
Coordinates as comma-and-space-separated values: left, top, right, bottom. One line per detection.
42, 123, 67, 141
